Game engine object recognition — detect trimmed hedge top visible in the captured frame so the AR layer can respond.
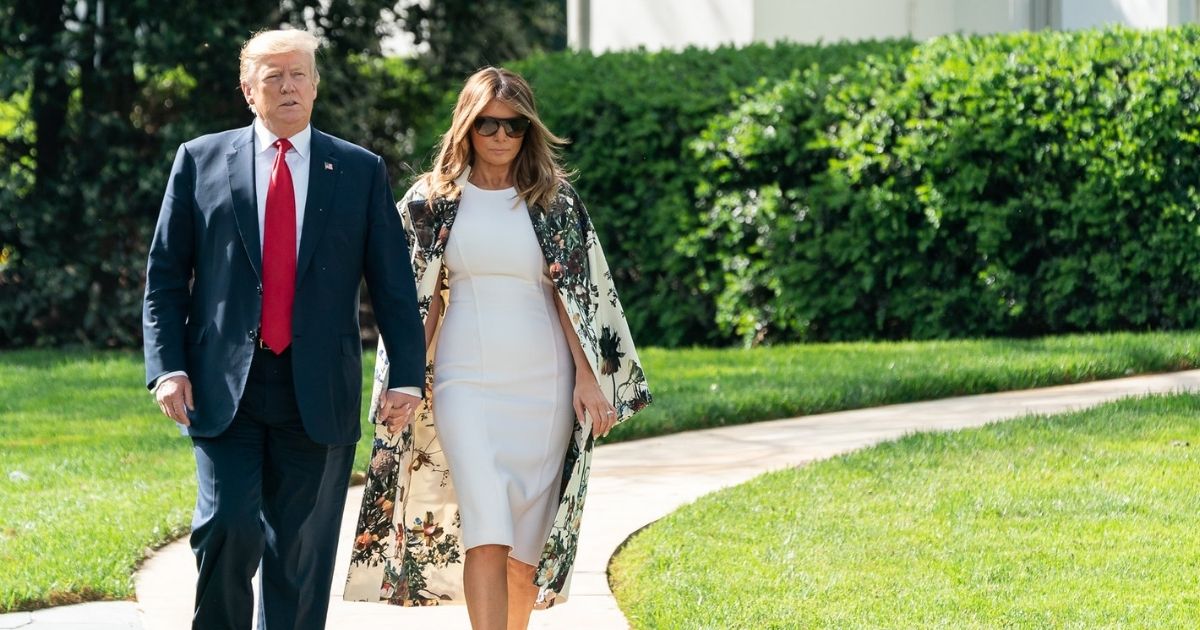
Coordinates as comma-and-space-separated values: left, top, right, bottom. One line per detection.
693, 27, 1200, 344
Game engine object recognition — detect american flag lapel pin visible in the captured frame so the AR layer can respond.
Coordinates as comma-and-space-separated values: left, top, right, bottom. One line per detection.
324, 162, 334, 171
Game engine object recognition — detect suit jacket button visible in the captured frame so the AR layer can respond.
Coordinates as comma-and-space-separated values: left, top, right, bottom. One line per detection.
257, 284, 263, 295
248, 330, 257, 341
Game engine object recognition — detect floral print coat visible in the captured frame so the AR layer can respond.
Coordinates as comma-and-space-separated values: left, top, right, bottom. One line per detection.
343, 173, 652, 608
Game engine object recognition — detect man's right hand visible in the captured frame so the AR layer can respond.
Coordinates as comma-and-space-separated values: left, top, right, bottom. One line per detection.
155, 375, 194, 427
377, 390, 420, 432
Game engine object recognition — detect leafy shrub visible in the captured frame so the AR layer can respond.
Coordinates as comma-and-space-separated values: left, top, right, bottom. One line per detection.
19, 25, 1198, 349
506, 40, 914, 346
695, 27, 1200, 344
0, 36, 434, 347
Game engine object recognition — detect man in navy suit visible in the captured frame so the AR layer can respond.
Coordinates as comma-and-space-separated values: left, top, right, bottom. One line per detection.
142, 29, 424, 630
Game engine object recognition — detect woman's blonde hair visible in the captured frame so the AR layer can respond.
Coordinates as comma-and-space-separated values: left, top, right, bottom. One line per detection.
422, 67, 569, 210
239, 29, 321, 87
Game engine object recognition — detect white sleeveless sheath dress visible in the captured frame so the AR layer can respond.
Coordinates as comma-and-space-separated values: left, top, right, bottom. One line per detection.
432, 182, 575, 565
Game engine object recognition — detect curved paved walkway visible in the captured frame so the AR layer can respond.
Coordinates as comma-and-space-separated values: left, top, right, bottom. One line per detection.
6, 370, 1200, 629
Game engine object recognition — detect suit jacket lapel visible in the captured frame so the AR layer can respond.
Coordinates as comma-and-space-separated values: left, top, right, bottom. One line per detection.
226, 125, 261, 280
297, 129, 338, 285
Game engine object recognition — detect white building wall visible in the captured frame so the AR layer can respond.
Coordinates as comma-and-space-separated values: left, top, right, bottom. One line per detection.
1060, 0, 1167, 29
753, 0, 913, 43
1170, 0, 1200, 23
757, 0, 1031, 42
948, 0, 1035, 36
585, 0, 754, 52
571, 0, 1200, 53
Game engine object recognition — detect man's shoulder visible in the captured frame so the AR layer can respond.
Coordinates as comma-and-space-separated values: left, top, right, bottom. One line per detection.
179, 126, 251, 156
401, 177, 431, 205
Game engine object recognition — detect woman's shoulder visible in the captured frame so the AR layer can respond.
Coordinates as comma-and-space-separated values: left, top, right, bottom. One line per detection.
545, 176, 580, 206
553, 175, 578, 197
397, 176, 442, 237
399, 175, 433, 207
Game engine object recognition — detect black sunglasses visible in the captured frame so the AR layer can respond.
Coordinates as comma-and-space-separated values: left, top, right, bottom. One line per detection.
472, 115, 531, 138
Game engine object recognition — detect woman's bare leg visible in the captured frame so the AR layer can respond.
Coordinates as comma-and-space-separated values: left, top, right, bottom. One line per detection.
506, 557, 539, 630
464, 544, 510, 630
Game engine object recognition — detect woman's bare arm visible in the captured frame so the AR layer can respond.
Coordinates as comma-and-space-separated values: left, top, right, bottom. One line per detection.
552, 293, 618, 438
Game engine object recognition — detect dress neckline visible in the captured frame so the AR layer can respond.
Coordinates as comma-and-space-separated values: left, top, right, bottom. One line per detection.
465, 180, 516, 193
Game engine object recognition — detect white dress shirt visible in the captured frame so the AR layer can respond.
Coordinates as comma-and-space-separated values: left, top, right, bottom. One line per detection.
253, 119, 309, 254
154, 119, 420, 401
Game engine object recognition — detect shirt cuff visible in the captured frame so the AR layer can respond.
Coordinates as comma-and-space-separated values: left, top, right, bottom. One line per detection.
152, 371, 188, 394
388, 386, 422, 398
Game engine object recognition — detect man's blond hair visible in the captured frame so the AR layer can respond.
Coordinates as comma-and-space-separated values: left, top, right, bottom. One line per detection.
239, 29, 321, 86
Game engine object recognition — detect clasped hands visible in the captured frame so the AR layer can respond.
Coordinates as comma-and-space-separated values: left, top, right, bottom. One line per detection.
378, 390, 421, 431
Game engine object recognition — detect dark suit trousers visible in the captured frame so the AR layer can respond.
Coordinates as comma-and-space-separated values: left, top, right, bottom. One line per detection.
190, 348, 355, 630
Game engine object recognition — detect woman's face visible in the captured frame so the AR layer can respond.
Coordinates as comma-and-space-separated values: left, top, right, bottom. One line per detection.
469, 99, 526, 174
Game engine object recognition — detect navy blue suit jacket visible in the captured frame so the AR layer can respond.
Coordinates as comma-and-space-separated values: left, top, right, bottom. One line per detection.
142, 124, 424, 445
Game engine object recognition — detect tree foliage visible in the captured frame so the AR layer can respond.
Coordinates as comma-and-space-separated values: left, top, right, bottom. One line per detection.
400, 0, 566, 87
508, 40, 912, 346
0, 0, 429, 346
0, 0, 570, 347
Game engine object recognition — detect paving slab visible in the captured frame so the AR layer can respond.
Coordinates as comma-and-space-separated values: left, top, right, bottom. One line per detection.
0, 602, 142, 629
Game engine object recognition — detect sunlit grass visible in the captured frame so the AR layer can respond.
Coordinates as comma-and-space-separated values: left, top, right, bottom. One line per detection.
611, 394, 1200, 628
2, 330, 1199, 611
619, 331, 1200, 440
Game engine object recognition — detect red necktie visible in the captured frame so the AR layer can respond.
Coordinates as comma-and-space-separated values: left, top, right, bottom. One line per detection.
261, 137, 296, 354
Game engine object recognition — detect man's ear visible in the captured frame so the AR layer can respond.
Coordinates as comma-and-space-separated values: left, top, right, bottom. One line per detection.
240, 81, 253, 104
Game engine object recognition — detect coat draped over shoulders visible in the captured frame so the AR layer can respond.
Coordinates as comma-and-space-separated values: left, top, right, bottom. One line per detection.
343, 175, 652, 608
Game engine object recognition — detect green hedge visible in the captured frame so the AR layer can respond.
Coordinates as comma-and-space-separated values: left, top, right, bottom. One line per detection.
506, 40, 914, 346
14, 27, 1200, 348
695, 26, 1200, 344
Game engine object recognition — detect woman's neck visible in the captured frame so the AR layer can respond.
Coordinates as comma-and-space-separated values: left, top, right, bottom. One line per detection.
469, 163, 514, 190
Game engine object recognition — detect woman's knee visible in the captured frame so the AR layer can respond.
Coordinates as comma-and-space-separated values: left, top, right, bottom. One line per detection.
506, 557, 535, 577
466, 543, 511, 561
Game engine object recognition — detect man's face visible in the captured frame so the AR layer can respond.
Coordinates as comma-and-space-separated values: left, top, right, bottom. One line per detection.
241, 51, 317, 138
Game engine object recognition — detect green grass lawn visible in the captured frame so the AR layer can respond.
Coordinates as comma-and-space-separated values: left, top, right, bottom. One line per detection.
617, 330, 1200, 440
0, 348, 380, 613
611, 394, 1200, 628
0, 351, 195, 611
1, 331, 1199, 612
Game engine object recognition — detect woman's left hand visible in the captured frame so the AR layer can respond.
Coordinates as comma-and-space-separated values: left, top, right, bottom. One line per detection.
573, 376, 618, 439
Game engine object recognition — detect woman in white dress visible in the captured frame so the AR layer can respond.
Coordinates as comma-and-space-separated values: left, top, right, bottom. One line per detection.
393, 68, 622, 630
345, 66, 651, 625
